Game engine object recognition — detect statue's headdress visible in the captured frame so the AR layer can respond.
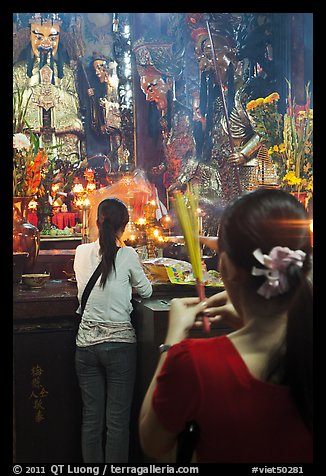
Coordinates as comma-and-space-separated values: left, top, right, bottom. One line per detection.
92, 52, 110, 63
191, 13, 239, 72
28, 13, 62, 26
133, 36, 183, 79
186, 13, 204, 30
206, 13, 239, 47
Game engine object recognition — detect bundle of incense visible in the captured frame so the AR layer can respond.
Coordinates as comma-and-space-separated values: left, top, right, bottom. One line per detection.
173, 185, 210, 333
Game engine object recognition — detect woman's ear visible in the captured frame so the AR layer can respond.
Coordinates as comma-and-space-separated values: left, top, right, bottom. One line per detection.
219, 251, 240, 283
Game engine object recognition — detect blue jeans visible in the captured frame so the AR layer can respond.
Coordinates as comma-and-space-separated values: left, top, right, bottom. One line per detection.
75, 342, 137, 463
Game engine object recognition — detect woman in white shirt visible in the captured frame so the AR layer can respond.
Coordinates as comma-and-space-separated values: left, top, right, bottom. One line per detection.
74, 198, 152, 463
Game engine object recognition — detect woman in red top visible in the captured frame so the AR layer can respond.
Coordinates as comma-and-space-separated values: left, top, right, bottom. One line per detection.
139, 188, 313, 463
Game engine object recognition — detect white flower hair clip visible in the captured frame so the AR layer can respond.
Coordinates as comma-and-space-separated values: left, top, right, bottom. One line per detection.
251, 246, 306, 299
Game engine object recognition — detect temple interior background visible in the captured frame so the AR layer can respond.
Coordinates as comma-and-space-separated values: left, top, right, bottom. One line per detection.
13, 12, 313, 464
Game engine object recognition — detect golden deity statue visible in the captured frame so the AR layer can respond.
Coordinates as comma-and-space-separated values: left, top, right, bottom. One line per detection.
13, 13, 85, 163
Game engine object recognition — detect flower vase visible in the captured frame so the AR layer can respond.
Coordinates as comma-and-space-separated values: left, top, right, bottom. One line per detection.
13, 197, 40, 273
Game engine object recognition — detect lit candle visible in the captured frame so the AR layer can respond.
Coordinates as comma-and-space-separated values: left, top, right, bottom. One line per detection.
84, 198, 91, 209
137, 217, 146, 226
73, 183, 84, 194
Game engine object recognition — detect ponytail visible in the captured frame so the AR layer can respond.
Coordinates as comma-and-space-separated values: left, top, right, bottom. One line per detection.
98, 218, 119, 288
97, 198, 129, 288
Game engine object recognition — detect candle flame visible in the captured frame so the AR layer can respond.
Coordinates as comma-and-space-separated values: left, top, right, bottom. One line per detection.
73, 183, 84, 193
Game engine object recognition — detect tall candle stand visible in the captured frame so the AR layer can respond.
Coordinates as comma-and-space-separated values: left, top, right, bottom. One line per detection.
81, 199, 91, 243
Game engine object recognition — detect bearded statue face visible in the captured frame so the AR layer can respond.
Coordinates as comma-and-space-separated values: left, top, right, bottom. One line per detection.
30, 21, 61, 59
140, 74, 171, 111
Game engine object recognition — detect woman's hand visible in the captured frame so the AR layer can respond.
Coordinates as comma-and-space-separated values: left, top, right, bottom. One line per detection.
204, 290, 243, 330
164, 291, 243, 347
165, 235, 184, 244
165, 297, 208, 345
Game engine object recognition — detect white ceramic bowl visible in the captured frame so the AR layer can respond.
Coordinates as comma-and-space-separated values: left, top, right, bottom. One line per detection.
21, 273, 50, 288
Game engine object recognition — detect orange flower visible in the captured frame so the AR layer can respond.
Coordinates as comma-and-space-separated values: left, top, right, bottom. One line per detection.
16, 145, 48, 196
34, 148, 48, 167
246, 100, 257, 111
264, 92, 280, 104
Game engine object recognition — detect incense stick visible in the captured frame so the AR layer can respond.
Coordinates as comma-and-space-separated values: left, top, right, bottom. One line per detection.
173, 185, 210, 333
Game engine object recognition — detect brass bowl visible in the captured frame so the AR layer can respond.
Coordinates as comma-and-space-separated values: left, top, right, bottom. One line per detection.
21, 273, 50, 288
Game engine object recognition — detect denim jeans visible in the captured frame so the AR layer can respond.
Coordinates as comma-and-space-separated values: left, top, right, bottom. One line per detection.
75, 342, 137, 463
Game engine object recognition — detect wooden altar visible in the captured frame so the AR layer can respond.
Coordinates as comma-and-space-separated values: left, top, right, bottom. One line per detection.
13, 279, 227, 463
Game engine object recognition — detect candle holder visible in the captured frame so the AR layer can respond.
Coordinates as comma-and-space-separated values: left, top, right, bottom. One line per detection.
81, 199, 91, 243
72, 168, 97, 243
73, 182, 93, 243
160, 214, 174, 237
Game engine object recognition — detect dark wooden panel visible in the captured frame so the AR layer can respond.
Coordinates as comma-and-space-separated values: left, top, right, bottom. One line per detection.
13, 280, 225, 463
13, 320, 82, 463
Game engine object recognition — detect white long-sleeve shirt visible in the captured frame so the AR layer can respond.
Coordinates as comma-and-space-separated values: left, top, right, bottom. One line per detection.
74, 240, 152, 346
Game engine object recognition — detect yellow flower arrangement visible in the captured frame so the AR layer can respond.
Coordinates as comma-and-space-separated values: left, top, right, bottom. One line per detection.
246, 81, 313, 197
246, 92, 283, 149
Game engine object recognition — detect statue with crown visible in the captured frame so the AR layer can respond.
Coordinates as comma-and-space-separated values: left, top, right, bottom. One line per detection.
132, 35, 199, 207
13, 13, 86, 164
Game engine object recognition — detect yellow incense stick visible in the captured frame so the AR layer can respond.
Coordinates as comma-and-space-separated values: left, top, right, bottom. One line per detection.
173, 184, 210, 332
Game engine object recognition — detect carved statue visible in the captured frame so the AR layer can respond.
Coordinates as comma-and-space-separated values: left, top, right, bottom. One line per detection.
13, 13, 85, 163
133, 37, 197, 205
78, 52, 122, 172
169, 13, 279, 215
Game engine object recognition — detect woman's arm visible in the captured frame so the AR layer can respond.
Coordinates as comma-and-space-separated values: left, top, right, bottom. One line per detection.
139, 297, 207, 458
165, 235, 219, 252
129, 248, 153, 298
199, 236, 219, 252
139, 291, 242, 458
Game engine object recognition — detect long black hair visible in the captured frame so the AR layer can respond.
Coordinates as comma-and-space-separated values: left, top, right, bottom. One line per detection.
218, 188, 313, 430
97, 198, 129, 288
